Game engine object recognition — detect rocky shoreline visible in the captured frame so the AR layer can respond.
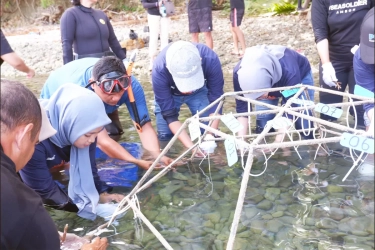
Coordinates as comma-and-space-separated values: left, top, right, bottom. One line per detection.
1, 11, 319, 79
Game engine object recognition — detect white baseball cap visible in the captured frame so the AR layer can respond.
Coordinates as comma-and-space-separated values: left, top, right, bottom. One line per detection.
39, 105, 56, 142
166, 41, 204, 93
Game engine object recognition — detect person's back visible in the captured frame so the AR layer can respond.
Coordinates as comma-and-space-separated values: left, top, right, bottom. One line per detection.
1, 79, 60, 249
40, 58, 97, 99
1, 151, 61, 249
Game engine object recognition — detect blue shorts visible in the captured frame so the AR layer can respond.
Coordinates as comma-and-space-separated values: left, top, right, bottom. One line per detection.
364, 111, 371, 127
154, 86, 211, 141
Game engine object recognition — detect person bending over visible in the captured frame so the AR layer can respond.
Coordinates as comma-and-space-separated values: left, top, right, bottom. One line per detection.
1, 79, 107, 250
152, 41, 224, 149
41, 56, 173, 169
353, 7, 374, 136
21, 84, 126, 221
233, 45, 315, 146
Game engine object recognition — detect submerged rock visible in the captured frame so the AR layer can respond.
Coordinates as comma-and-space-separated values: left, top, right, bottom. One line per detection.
326, 185, 344, 194
203, 212, 221, 224
315, 218, 338, 229
256, 200, 273, 211
264, 188, 281, 201
266, 219, 284, 233
159, 180, 184, 204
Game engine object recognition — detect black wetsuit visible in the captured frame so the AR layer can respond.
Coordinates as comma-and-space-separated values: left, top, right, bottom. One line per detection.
1, 147, 60, 249
0, 30, 14, 66
60, 5, 126, 64
311, 0, 373, 124
141, 0, 160, 16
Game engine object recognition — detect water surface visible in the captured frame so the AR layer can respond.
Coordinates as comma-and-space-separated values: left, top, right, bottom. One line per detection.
8, 74, 374, 250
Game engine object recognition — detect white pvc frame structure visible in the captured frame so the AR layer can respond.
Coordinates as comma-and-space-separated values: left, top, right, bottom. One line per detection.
90, 85, 374, 250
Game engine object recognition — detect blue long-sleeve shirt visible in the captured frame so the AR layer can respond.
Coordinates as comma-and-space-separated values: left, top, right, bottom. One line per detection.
19, 139, 111, 211
152, 43, 224, 124
60, 5, 126, 64
354, 47, 374, 113
234, 48, 311, 113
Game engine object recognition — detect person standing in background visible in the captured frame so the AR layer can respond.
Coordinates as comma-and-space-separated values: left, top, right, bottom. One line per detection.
229, 0, 246, 57
0, 29, 35, 77
141, 0, 171, 71
311, 0, 373, 128
60, 0, 126, 64
188, 0, 214, 49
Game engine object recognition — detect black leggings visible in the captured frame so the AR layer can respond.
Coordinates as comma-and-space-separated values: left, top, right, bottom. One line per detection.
319, 65, 365, 126
105, 110, 124, 142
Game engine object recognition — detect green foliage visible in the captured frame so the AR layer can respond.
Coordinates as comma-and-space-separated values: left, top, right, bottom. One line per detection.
220, 1, 231, 13
120, 5, 139, 12
270, 1, 297, 14
40, 0, 53, 8
244, 0, 280, 15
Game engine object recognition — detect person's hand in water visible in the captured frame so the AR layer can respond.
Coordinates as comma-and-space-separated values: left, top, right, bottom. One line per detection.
135, 159, 165, 170
60, 232, 89, 250
99, 192, 125, 203
161, 156, 174, 166
60, 232, 108, 250
191, 147, 206, 158
81, 237, 108, 250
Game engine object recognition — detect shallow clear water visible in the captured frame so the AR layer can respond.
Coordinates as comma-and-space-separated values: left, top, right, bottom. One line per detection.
8, 74, 374, 250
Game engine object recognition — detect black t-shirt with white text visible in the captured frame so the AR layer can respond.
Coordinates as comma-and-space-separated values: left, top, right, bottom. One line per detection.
311, 0, 374, 72
0, 30, 14, 66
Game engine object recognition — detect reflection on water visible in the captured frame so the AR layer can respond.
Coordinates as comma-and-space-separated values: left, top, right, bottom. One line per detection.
7, 74, 374, 249
47, 147, 374, 250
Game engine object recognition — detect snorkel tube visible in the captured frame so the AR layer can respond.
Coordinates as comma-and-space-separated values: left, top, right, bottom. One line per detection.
126, 50, 144, 132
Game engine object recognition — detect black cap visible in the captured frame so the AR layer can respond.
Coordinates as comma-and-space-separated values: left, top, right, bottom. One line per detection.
360, 7, 374, 64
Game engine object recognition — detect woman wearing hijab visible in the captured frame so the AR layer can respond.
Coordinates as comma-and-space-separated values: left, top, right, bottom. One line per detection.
233, 45, 315, 145
20, 83, 123, 221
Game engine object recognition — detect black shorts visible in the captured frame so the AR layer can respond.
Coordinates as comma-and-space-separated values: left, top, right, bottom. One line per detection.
230, 8, 244, 27
188, 7, 213, 33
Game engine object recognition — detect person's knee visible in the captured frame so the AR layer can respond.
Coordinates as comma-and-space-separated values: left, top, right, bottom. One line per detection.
255, 119, 275, 134
105, 122, 123, 142
204, 32, 212, 38
157, 132, 174, 141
